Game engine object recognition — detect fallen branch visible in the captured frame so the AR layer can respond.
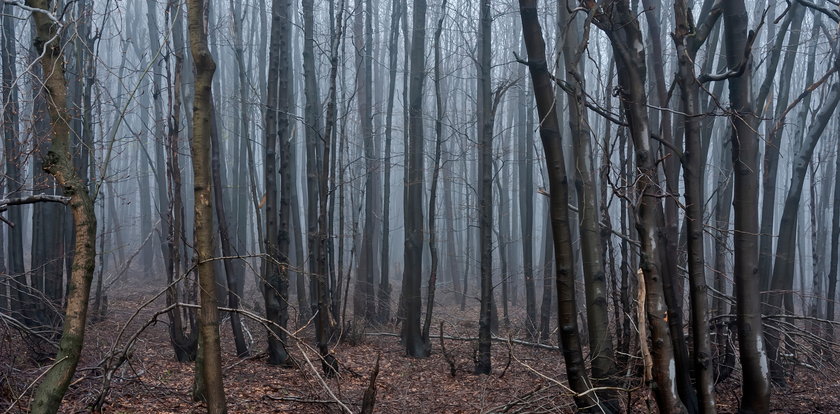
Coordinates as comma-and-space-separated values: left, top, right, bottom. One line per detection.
365, 331, 559, 350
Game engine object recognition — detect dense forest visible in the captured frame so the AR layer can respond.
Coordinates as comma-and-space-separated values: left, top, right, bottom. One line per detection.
2, 0, 840, 412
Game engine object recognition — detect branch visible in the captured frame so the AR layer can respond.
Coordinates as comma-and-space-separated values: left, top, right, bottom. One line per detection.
796, 0, 840, 22
698, 7, 766, 83
0, 194, 70, 213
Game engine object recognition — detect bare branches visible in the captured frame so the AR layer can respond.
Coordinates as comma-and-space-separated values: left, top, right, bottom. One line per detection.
796, 0, 840, 22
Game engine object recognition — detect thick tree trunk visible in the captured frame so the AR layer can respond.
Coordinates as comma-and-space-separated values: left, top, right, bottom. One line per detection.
475, 0, 493, 375
263, 0, 293, 367
26, 1, 98, 411
593, 2, 685, 412
722, 1, 771, 411
353, 0, 380, 322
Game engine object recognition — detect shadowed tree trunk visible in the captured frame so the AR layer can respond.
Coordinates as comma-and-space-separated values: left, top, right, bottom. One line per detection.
673, 1, 717, 411
517, 0, 601, 409
558, 2, 616, 394
722, 1, 771, 411
475, 0, 492, 374
301, 0, 318, 323
263, 0, 293, 367
403, 0, 428, 358
592, 2, 685, 412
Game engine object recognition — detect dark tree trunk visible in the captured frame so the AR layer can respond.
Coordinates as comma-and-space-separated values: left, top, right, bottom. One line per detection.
673, 2, 716, 411
517, 0, 600, 409
722, 1, 771, 411
403, 0, 428, 358
593, 2, 685, 412
475, 0, 493, 375
263, 0, 292, 366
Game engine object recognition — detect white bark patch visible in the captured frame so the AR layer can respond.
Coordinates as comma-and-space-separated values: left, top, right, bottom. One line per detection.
757, 335, 769, 378
669, 358, 677, 398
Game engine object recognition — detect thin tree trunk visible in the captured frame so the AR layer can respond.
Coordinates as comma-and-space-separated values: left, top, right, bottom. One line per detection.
673, 3, 715, 411
403, 0, 428, 358
422, 0, 447, 350
185, 0, 227, 410
517, 1, 599, 409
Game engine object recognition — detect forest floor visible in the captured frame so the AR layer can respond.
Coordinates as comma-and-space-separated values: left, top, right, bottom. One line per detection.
3, 279, 840, 413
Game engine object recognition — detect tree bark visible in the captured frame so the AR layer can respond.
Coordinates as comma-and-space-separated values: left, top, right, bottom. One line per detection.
593, 2, 686, 412
26, 1, 98, 411
722, 1, 771, 411
517, 0, 599, 409
673, 2, 716, 411
403, 0, 428, 358
185, 0, 227, 410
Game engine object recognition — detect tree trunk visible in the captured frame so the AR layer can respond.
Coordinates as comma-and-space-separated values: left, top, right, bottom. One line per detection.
403, 0, 428, 358
185, 0, 227, 410
673, 2, 716, 411
593, 2, 686, 412
1, 1, 26, 324
263, 0, 293, 367
517, 0, 599, 409
26, 1, 98, 411
722, 1, 771, 411
475, 0, 493, 375
422, 0, 448, 351
767, 82, 840, 378
559, 1, 616, 390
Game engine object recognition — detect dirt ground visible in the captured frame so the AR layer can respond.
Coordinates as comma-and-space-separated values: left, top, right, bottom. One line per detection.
3, 280, 840, 413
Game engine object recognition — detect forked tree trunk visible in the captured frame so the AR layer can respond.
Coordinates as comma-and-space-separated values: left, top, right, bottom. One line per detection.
673, 2, 716, 411
722, 1, 771, 411
558, 2, 616, 392
593, 2, 685, 412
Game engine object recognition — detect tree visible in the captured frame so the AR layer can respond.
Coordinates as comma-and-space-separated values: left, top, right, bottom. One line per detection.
721, 1, 771, 411
25, 0, 98, 411
673, 1, 719, 411
592, 1, 685, 412
558, 0, 616, 389
263, 0, 293, 367
475, 0, 493, 375
403, 0, 428, 358
185, 0, 226, 410
517, 0, 600, 409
